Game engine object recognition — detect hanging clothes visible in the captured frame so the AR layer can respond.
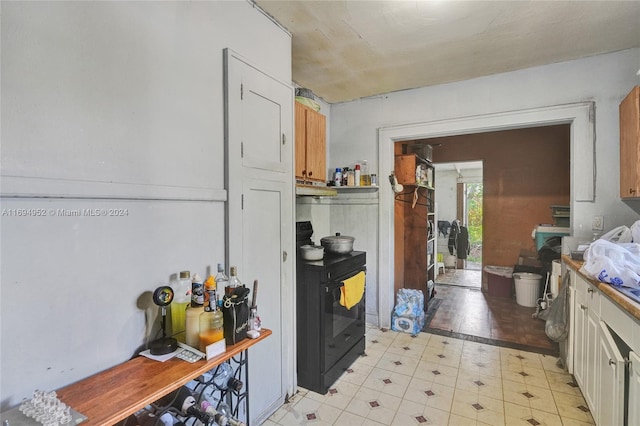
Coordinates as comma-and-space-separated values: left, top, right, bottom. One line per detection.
437, 220, 451, 237
457, 226, 470, 260
448, 220, 461, 255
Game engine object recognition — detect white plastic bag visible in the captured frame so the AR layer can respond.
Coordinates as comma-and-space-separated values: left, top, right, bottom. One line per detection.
600, 225, 633, 243
581, 239, 640, 288
631, 220, 640, 243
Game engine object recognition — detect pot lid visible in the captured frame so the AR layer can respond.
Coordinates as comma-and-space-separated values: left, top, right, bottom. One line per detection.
321, 232, 355, 242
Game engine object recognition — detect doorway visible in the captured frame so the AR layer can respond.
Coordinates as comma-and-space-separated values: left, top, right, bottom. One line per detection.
377, 103, 591, 340
433, 161, 483, 288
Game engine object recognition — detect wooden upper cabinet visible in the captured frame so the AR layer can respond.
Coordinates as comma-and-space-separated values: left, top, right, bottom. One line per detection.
620, 86, 640, 199
295, 102, 326, 184
295, 102, 307, 180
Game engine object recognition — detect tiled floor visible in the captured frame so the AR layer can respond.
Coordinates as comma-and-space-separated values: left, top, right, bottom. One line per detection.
266, 326, 594, 426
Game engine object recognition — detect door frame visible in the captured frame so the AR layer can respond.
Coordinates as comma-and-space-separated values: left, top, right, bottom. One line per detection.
377, 102, 594, 328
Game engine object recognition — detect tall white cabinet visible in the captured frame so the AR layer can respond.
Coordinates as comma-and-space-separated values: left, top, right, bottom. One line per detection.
225, 49, 295, 424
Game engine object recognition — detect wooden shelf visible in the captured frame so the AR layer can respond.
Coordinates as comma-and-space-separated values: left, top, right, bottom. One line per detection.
55, 329, 272, 425
335, 185, 379, 192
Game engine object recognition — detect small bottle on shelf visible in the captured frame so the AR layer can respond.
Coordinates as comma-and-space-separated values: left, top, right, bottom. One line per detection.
170, 271, 191, 343
354, 164, 361, 186
226, 266, 242, 295
334, 168, 342, 186
249, 307, 261, 332
185, 273, 205, 349
214, 263, 229, 307
199, 279, 224, 352
359, 160, 371, 186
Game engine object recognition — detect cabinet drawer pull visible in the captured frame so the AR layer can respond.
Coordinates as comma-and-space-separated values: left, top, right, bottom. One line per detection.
587, 288, 594, 294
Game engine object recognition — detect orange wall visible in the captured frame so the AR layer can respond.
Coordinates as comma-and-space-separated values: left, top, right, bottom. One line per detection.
427, 125, 570, 267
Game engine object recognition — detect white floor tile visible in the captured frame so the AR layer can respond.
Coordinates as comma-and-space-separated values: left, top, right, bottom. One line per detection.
267, 328, 595, 426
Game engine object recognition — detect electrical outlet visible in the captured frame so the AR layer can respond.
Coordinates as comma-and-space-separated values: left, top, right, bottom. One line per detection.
592, 215, 604, 231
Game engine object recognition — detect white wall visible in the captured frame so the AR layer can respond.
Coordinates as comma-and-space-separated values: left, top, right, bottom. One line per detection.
0, 1, 291, 411
327, 48, 640, 326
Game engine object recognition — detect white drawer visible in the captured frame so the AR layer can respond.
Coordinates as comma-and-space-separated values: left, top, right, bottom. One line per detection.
601, 294, 639, 353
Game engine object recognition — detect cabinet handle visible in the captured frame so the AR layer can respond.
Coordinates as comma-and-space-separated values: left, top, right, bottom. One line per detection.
308, 171, 313, 177
283, 251, 288, 262
302, 170, 307, 176
282, 133, 286, 145
630, 188, 636, 195
580, 304, 587, 310
609, 358, 616, 366
587, 288, 594, 294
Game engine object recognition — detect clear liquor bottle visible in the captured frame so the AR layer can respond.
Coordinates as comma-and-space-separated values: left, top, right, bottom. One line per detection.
214, 263, 229, 307
226, 266, 242, 295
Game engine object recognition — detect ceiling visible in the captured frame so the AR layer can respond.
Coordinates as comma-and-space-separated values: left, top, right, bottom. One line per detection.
255, 1, 640, 104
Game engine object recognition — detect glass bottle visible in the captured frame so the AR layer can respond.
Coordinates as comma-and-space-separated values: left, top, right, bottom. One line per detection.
249, 307, 261, 332
359, 160, 371, 186
214, 263, 229, 307
170, 271, 191, 343
199, 287, 224, 352
185, 274, 205, 348
226, 266, 242, 296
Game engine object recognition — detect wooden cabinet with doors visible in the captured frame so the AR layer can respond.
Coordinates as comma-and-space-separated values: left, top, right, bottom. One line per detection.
295, 101, 326, 185
394, 153, 436, 310
620, 86, 640, 198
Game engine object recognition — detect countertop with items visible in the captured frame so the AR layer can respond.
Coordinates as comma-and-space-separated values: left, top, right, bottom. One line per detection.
563, 254, 640, 321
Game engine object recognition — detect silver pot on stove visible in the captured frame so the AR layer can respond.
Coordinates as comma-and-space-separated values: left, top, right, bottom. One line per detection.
320, 233, 355, 254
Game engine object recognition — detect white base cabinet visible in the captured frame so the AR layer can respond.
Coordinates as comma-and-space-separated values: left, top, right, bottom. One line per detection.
566, 265, 640, 426
629, 351, 640, 426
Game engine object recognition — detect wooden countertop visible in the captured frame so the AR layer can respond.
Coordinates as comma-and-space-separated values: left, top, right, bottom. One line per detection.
563, 255, 640, 322
55, 329, 272, 426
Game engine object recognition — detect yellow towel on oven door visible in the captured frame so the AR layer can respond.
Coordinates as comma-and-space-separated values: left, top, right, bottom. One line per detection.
340, 271, 366, 310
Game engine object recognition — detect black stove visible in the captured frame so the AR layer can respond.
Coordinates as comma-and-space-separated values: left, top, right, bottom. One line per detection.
295, 221, 366, 394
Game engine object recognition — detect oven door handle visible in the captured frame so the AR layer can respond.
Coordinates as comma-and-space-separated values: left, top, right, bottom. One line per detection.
334, 267, 367, 286
327, 268, 367, 293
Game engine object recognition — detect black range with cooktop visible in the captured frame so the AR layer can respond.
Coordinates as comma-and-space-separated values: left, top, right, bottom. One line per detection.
296, 221, 366, 394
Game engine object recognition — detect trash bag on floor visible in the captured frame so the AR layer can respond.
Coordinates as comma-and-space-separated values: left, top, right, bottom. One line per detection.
545, 274, 569, 342
391, 288, 425, 335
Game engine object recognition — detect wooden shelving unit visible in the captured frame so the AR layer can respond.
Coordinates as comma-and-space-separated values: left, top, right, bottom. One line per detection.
394, 153, 436, 310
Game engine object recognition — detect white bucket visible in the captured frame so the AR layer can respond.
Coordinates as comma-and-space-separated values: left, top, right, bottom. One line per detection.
551, 259, 562, 298
514, 272, 542, 307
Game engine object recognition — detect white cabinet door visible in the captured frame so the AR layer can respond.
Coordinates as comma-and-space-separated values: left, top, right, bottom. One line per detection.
573, 280, 587, 389
226, 52, 291, 174
584, 298, 599, 413
225, 49, 294, 424
597, 321, 625, 426
630, 351, 640, 426
241, 178, 293, 423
